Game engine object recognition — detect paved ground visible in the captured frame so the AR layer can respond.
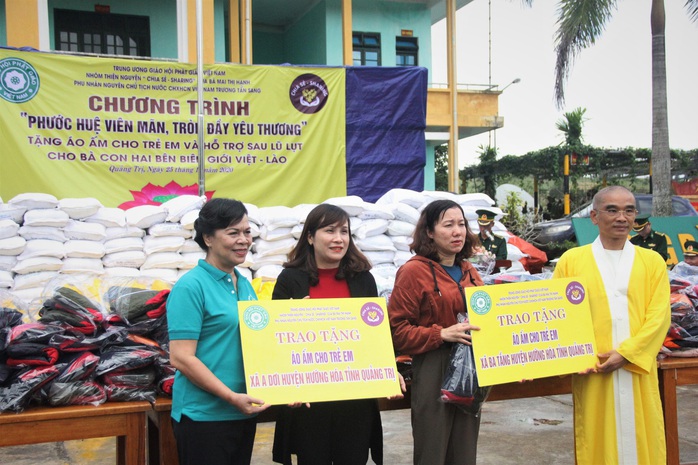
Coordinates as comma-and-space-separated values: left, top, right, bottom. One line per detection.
2, 385, 698, 464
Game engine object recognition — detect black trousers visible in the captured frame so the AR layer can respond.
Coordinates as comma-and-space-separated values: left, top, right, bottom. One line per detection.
172, 414, 257, 465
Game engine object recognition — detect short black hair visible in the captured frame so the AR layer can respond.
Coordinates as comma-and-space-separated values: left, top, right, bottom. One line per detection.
194, 198, 248, 251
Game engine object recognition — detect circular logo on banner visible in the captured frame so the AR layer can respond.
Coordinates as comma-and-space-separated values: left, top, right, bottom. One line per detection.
565, 281, 586, 305
289, 73, 329, 114
0, 58, 40, 103
243, 305, 269, 330
360, 302, 384, 327
470, 290, 492, 315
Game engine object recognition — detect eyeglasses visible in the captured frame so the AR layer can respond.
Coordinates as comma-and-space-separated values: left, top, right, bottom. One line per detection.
595, 208, 638, 218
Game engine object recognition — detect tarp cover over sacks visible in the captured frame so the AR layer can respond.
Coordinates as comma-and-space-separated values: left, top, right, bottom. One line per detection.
345, 67, 427, 202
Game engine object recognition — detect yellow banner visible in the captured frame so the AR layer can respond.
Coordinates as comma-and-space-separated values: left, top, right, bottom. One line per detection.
238, 298, 401, 405
0, 50, 346, 207
466, 278, 597, 386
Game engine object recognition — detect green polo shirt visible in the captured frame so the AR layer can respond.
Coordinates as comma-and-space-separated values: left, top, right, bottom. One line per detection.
167, 259, 257, 421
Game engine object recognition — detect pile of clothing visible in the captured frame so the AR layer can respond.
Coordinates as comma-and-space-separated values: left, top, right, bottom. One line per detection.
0, 279, 174, 412
662, 264, 698, 357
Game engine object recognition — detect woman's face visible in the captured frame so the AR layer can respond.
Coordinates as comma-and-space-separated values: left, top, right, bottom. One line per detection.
203, 215, 252, 272
428, 206, 467, 264
310, 220, 350, 269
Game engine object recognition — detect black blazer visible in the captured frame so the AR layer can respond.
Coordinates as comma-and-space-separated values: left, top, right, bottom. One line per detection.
271, 267, 378, 300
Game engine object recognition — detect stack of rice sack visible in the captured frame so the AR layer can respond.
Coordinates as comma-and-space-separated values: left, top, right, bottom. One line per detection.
662, 265, 698, 357
0, 189, 543, 306
0, 275, 172, 412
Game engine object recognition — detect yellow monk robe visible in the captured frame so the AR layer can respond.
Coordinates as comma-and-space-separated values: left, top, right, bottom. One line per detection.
553, 239, 670, 465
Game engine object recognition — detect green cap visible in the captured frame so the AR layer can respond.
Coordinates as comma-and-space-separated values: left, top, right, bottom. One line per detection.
684, 240, 698, 257
476, 208, 497, 226
632, 214, 650, 232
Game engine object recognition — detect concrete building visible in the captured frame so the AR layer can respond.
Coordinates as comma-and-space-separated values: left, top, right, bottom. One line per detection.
0, 0, 504, 192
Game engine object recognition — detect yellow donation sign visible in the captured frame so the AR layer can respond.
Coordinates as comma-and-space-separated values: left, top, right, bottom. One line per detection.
238, 298, 402, 405
466, 278, 597, 386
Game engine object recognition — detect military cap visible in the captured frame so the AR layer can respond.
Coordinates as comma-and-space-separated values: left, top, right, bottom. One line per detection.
476, 208, 497, 226
684, 240, 698, 257
632, 214, 650, 232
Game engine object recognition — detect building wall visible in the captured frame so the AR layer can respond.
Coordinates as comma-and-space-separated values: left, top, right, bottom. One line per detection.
284, 1, 327, 65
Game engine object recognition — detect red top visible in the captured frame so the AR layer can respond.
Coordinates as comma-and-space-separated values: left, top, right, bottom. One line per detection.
309, 268, 351, 298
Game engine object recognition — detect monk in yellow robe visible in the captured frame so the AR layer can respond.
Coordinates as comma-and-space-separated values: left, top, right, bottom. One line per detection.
553, 186, 670, 465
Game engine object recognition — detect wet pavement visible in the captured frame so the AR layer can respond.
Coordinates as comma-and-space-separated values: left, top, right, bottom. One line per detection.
1, 385, 698, 464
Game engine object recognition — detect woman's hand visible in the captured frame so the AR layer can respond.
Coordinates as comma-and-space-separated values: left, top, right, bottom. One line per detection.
595, 350, 628, 374
387, 372, 407, 400
440, 321, 480, 345
288, 402, 311, 408
230, 393, 269, 415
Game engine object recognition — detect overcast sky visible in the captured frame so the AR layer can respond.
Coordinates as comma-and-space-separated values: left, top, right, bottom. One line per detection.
431, 0, 698, 168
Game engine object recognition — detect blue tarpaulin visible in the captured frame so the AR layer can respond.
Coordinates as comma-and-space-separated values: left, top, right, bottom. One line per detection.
345, 66, 427, 202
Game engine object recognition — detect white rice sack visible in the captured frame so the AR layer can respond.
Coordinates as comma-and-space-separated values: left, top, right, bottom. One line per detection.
237, 266, 253, 282
64, 220, 107, 241
105, 226, 145, 240
394, 250, 414, 267
58, 197, 103, 219
162, 195, 206, 222
181, 239, 201, 253
0, 255, 17, 271
371, 263, 398, 280
23, 209, 70, 228
10, 287, 45, 305
0, 219, 19, 239
125, 205, 167, 229
323, 196, 365, 217
421, 191, 458, 204
0, 203, 26, 223
8, 193, 58, 210
61, 258, 104, 274
143, 235, 185, 255
358, 203, 395, 221
85, 207, 126, 228
104, 237, 145, 254
353, 219, 389, 240
17, 239, 65, 259
291, 224, 304, 239
141, 252, 184, 270
103, 250, 147, 268
0, 236, 26, 256
18, 226, 66, 242
387, 220, 415, 237
254, 264, 284, 280
259, 225, 294, 241
254, 237, 297, 258
103, 267, 141, 278
148, 222, 193, 238
355, 234, 396, 252
140, 268, 178, 282
390, 203, 420, 224
64, 240, 106, 258
259, 206, 298, 229
13, 257, 63, 274
461, 205, 481, 221
363, 250, 396, 266
506, 243, 527, 263
455, 192, 495, 207
349, 216, 362, 231
180, 252, 205, 269
244, 203, 262, 225
292, 204, 318, 223
373, 274, 395, 301
375, 189, 425, 209
12, 271, 58, 291
180, 209, 199, 230
0, 270, 13, 288
250, 254, 287, 271
391, 235, 413, 252
249, 222, 260, 239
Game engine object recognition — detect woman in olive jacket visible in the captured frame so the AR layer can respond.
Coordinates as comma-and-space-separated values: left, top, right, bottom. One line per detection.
389, 199, 484, 465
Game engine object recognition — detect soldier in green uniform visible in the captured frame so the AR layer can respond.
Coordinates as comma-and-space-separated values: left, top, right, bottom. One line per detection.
476, 208, 508, 260
629, 214, 668, 261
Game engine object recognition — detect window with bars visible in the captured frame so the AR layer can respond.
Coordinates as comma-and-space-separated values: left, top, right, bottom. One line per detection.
54, 9, 150, 57
352, 32, 381, 66
396, 36, 418, 66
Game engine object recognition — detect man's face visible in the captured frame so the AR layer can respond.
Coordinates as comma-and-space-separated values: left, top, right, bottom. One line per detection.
685, 255, 698, 266
479, 221, 493, 234
638, 223, 651, 238
590, 190, 636, 242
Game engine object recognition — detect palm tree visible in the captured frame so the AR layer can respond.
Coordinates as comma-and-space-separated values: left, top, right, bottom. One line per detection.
556, 107, 587, 147
524, 0, 698, 216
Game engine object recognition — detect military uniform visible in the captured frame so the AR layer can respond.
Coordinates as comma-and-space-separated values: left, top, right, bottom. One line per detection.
630, 214, 668, 261
475, 208, 508, 260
